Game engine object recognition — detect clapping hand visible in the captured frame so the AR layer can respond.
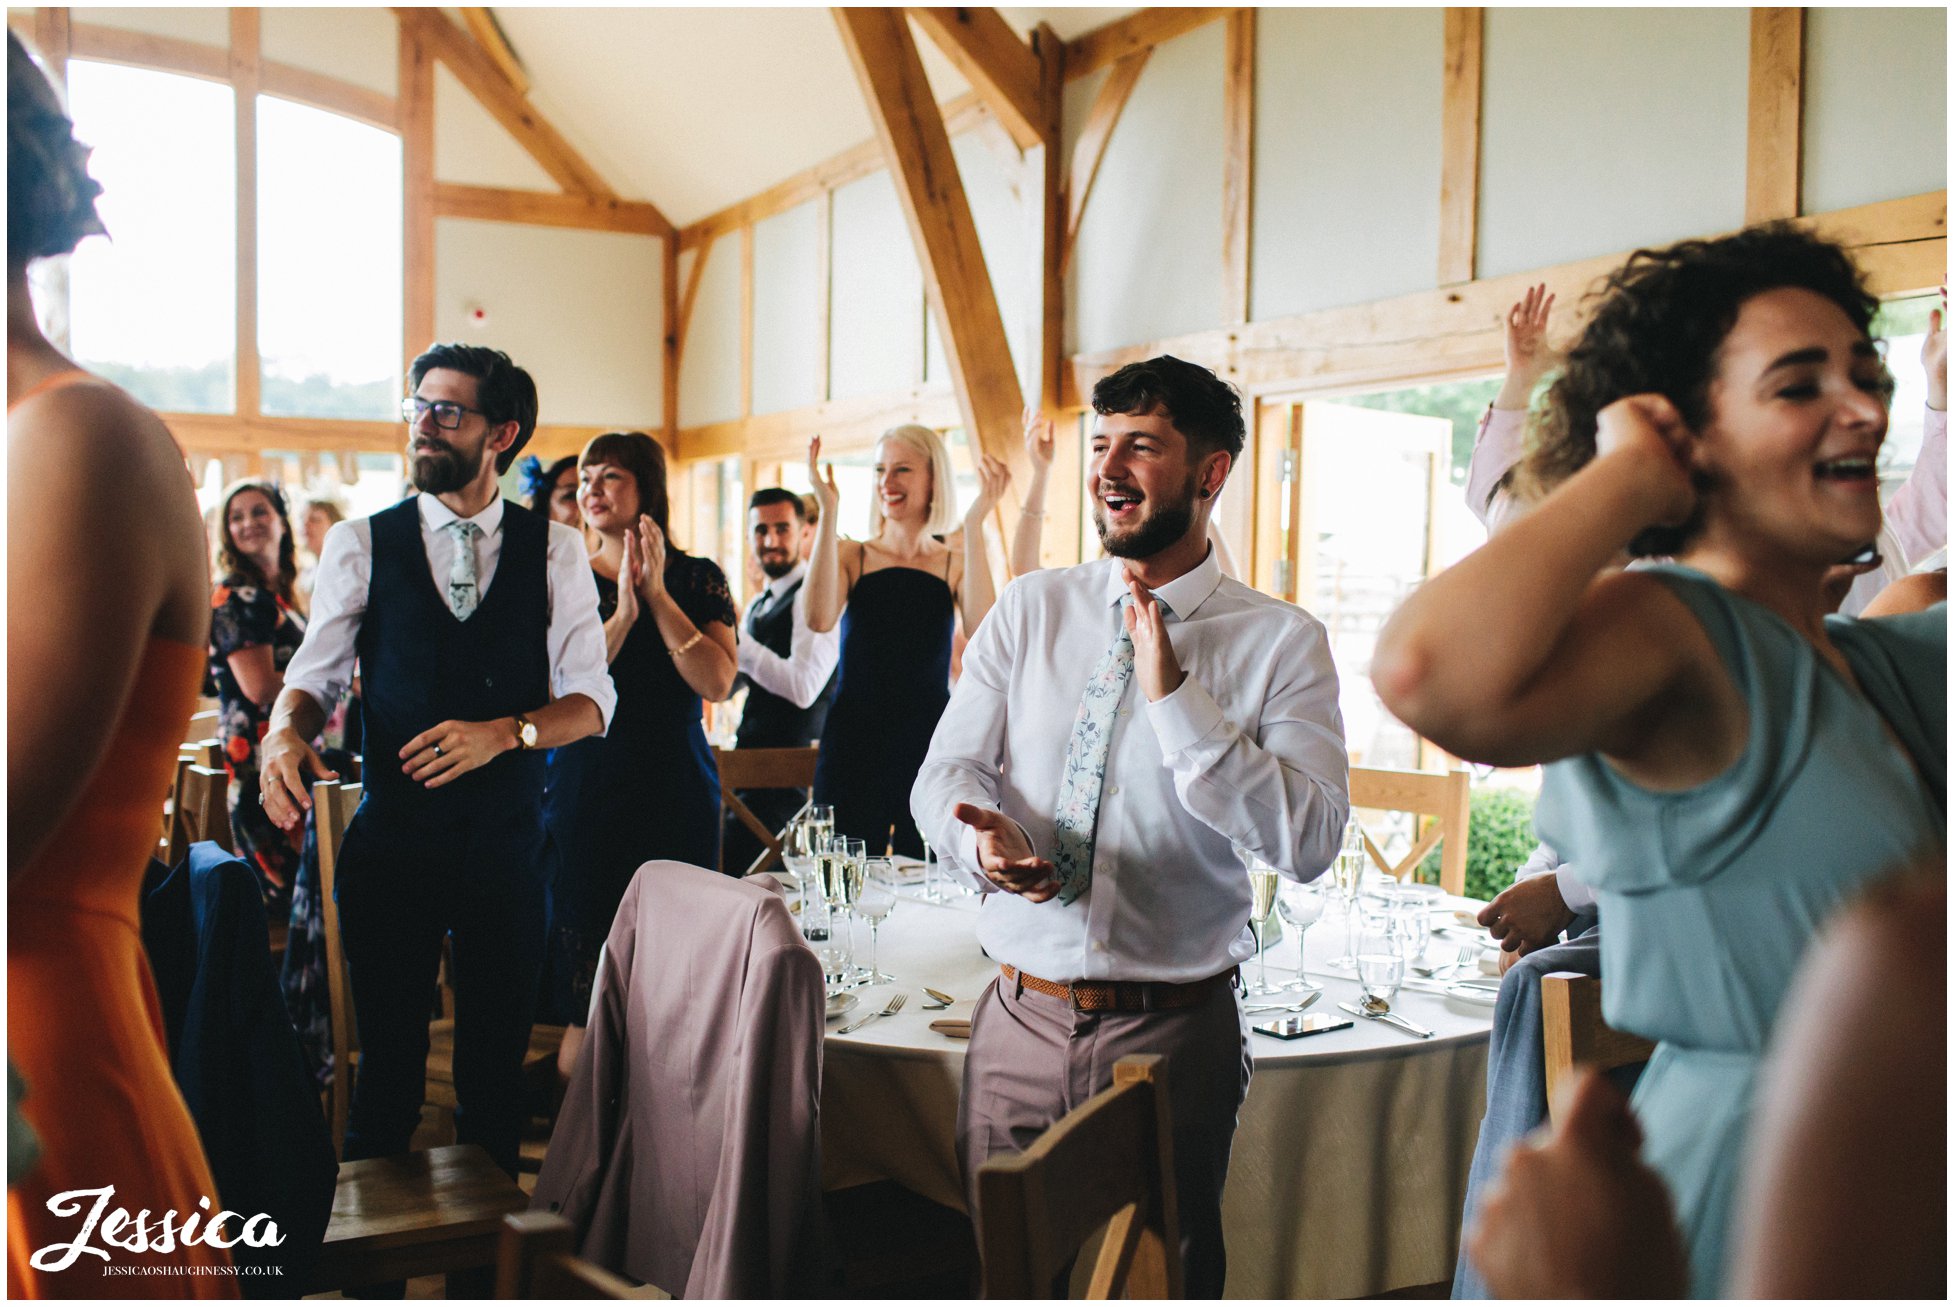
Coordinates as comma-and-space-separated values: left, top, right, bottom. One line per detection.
616, 527, 644, 626
1022, 405, 1056, 472
1123, 568, 1185, 702
634, 515, 667, 605
1496, 282, 1558, 410
807, 435, 840, 518
1923, 299, 1945, 411
954, 802, 1059, 901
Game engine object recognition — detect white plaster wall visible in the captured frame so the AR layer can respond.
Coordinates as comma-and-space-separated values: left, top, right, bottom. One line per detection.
260, 7, 397, 97
1803, 7, 1947, 215
751, 199, 824, 416
829, 169, 925, 400
1478, 8, 1749, 279
434, 219, 663, 428
678, 231, 744, 427
78, 7, 229, 45
953, 126, 1031, 384
1068, 21, 1225, 354
434, 64, 556, 190
1252, 8, 1444, 319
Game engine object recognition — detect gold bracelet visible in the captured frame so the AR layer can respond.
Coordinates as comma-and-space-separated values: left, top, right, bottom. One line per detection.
667, 630, 704, 657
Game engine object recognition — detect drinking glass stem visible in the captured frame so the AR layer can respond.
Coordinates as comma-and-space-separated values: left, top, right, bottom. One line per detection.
1256, 922, 1270, 990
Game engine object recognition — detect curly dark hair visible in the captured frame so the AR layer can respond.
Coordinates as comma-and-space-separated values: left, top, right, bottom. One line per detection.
579, 431, 676, 543
216, 480, 300, 609
1091, 354, 1246, 460
1520, 222, 1882, 556
9, 31, 107, 266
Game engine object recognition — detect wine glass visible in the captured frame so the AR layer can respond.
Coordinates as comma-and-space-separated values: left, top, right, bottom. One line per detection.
782, 818, 821, 939
806, 804, 835, 859
1242, 858, 1285, 996
816, 837, 853, 978
1356, 924, 1405, 1009
855, 860, 898, 983
1326, 822, 1368, 969
1276, 878, 1326, 992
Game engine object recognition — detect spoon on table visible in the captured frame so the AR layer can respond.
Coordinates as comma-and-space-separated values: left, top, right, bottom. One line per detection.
921, 986, 956, 1010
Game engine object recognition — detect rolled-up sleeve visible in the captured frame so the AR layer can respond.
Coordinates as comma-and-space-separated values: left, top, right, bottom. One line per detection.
737, 591, 840, 709
1146, 612, 1348, 884
544, 522, 617, 732
282, 519, 368, 715
911, 585, 1023, 894
1886, 404, 1947, 569
1464, 405, 1529, 528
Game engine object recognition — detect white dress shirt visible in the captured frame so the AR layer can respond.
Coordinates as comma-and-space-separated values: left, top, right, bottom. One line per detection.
1511, 841, 1597, 915
283, 494, 617, 730
735, 561, 841, 710
911, 548, 1349, 984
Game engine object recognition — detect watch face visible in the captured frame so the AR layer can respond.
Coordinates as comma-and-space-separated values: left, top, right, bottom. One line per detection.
520, 720, 539, 748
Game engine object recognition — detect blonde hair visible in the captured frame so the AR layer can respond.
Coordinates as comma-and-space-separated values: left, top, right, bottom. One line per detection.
867, 424, 960, 538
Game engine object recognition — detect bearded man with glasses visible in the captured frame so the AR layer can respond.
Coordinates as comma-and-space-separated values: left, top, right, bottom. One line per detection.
261, 342, 616, 1177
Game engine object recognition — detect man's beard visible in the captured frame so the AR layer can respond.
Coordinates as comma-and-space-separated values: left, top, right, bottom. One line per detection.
409, 439, 486, 495
759, 552, 798, 580
1094, 476, 1198, 559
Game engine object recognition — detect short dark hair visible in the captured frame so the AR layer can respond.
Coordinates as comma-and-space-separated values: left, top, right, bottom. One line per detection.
748, 486, 807, 520
526, 454, 578, 514
579, 431, 672, 539
1090, 355, 1245, 460
408, 342, 538, 474
1521, 222, 1882, 556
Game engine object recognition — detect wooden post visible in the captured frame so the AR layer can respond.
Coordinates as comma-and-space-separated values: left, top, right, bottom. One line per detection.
662, 235, 680, 440
232, 9, 262, 419
1222, 9, 1254, 327
831, 7, 1028, 471
1027, 23, 1065, 414
1746, 8, 1805, 223
1438, 8, 1483, 286
400, 20, 435, 373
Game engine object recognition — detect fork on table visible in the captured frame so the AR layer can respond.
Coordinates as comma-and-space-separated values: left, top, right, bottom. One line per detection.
838, 991, 906, 1034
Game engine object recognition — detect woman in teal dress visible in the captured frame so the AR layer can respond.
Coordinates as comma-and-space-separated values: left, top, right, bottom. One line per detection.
1373, 224, 1944, 1296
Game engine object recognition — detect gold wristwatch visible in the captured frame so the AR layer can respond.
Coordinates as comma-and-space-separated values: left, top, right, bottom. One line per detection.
512, 713, 538, 751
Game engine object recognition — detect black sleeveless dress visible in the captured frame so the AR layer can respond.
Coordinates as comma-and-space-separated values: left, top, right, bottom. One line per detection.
812, 564, 955, 858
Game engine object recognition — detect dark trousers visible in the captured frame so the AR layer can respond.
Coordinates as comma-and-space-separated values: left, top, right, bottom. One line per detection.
958, 973, 1252, 1298
334, 800, 547, 1176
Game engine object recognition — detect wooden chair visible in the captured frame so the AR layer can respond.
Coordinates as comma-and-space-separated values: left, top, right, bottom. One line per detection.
1540, 972, 1657, 1123
1348, 765, 1472, 896
495, 1211, 664, 1298
713, 745, 819, 876
313, 780, 563, 1156
164, 762, 234, 865
976, 1054, 1183, 1299
305, 1143, 528, 1296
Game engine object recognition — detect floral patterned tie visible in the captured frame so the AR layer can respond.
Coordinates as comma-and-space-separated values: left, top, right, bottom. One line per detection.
445, 519, 483, 620
1051, 597, 1135, 906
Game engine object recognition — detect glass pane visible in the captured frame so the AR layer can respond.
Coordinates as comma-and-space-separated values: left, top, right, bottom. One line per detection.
64, 60, 236, 413
257, 94, 403, 418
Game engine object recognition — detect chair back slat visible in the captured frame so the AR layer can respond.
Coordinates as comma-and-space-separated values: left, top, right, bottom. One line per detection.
978, 1054, 1183, 1299
1540, 971, 1657, 1121
1348, 765, 1472, 895
712, 746, 818, 876
314, 779, 363, 1154
495, 1212, 656, 1299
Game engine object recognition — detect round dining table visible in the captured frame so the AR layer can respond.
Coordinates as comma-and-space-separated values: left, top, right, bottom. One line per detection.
810, 882, 1497, 1299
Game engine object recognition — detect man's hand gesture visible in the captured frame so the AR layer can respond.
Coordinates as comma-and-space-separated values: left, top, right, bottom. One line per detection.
954, 802, 1059, 902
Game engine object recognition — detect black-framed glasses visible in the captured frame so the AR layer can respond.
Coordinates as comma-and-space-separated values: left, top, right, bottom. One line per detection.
400, 396, 484, 430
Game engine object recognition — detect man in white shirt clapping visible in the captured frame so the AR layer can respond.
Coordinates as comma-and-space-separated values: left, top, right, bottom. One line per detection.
912, 355, 1349, 1295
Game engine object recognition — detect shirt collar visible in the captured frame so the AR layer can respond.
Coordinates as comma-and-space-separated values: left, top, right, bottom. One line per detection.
418, 492, 506, 536
764, 560, 808, 605
1101, 544, 1223, 621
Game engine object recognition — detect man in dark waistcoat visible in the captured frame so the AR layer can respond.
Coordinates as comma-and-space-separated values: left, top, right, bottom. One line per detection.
261, 344, 615, 1175
723, 488, 839, 873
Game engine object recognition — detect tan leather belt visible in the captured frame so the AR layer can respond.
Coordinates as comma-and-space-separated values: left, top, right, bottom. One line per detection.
1001, 964, 1239, 1013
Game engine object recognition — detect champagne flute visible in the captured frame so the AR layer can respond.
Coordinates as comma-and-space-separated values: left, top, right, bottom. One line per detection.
837, 837, 867, 981
1276, 878, 1326, 992
1326, 822, 1369, 968
855, 860, 898, 983
806, 804, 835, 859
782, 818, 822, 942
1243, 862, 1284, 996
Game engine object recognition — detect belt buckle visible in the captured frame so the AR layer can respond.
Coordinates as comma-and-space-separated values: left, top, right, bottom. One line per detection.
1068, 982, 1088, 1012
1139, 981, 1156, 1013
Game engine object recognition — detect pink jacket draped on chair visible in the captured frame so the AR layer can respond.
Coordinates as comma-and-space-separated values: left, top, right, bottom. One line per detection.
532, 861, 827, 1298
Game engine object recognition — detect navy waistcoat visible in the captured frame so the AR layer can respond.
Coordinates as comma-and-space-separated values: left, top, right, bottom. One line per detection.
735, 577, 833, 749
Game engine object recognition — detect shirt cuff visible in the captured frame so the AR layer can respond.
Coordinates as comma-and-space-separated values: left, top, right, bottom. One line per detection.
1144, 674, 1228, 758
1555, 866, 1598, 914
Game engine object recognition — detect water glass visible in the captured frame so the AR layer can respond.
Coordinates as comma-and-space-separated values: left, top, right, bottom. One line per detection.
1356, 926, 1405, 1006
1276, 878, 1326, 992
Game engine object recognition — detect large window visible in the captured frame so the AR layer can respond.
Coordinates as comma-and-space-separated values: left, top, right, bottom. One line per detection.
257, 95, 403, 419
64, 59, 237, 413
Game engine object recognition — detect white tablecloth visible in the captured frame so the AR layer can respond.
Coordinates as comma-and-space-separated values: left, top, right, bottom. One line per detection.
812, 887, 1494, 1298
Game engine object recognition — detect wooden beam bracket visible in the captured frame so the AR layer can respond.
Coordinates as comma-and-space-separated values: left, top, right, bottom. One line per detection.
909, 7, 1047, 151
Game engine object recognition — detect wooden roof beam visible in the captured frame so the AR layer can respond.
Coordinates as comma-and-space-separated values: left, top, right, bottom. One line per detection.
1063, 8, 1229, 81
1062, 48, 1151, 275
908, 7, 1047, 151
833, 6, 1027, 475
460, 7, 528, 96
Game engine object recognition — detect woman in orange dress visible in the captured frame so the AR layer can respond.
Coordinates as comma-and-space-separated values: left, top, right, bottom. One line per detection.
8, 32, 237, 1297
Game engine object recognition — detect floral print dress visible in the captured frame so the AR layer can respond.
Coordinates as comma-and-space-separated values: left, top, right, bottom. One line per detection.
208, 572, 307, 902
